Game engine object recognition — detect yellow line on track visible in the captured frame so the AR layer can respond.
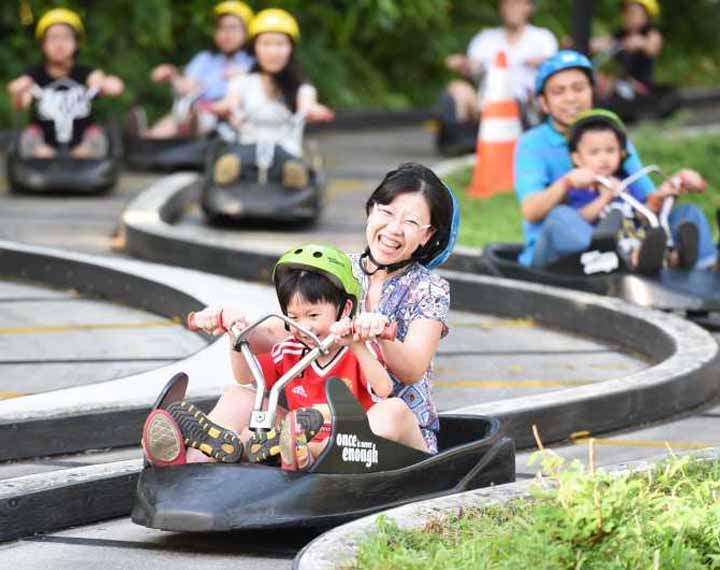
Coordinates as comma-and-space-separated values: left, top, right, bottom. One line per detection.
570, 431, 712, 450
0, 320, 180, 335
434, 379, 592, 389
451, 318, 536, 330
325, 179, 368, 200
0, 391, 27, 400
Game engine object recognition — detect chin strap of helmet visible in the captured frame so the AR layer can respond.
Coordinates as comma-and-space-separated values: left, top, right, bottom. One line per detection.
359, 247, 417, 276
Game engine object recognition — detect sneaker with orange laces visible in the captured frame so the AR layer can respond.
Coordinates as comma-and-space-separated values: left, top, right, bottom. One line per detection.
247, 407, 324, 465
279, 408, 324, 471
141, 401, 243, 466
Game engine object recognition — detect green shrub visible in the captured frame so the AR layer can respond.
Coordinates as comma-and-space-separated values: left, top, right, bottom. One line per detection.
349, 453, 720, 570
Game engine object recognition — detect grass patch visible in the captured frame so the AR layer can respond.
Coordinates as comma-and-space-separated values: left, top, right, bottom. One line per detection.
445, 125, 720, 249
348, 453, 720, 570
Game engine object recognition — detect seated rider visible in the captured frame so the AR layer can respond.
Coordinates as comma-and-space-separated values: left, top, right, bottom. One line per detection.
443, 0, 557, 127
140, 1, 255, 138
591, 0, 662, 99
214, 8, 334, 187
566, 109, 703, 274
142, 245, 428, 472
7, 8, 124, 158
514, 50, 717, 271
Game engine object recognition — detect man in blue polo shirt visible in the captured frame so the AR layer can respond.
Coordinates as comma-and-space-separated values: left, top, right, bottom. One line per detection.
514, 50, 715, 269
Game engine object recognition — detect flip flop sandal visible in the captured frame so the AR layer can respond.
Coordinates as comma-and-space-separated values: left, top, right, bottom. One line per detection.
166, 401, 243, 463
635, 227, 667, 275
279, 408, 324, 471
676, 221, 699, 270
246, 407, 324, 465
142, 409, 186, 467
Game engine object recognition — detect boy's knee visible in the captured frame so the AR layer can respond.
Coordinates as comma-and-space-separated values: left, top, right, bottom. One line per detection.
221, 384, 254, 403
382, 398, 411, 427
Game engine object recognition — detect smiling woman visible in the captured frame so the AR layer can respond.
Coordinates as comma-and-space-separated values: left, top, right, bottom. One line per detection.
351, 162, 460, 454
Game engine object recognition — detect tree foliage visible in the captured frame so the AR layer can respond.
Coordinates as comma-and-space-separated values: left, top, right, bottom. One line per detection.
1, 0, 719, 125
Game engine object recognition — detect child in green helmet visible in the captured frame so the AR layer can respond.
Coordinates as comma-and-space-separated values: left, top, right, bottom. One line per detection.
143, 244, 427, 471
566, 108, 708, 274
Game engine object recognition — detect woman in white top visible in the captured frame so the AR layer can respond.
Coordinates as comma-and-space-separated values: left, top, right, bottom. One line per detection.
218, 8, 333, 158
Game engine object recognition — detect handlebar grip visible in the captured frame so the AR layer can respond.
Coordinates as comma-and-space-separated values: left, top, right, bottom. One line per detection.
187, 310, 224, 332
186, 312, 201, 331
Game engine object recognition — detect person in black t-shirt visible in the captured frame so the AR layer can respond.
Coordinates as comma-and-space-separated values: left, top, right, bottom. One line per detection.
590, 0, 663, 99
7, 8, 124, 158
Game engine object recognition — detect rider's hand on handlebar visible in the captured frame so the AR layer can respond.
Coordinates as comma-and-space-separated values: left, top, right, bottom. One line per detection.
352, 312, 390, 342
329, 317, 354, 347
187, 305, 250, 336
151, 64, 178, 83
445, 54, 470, 75
209, 99, 233, 118
672, 169, 707, 194
102, 76, 124, 97
306, 104, 335, 123
622, 34, 646, 52
87, 70, 106, 93
562, 168, 598, 191
596, 176, 622, 199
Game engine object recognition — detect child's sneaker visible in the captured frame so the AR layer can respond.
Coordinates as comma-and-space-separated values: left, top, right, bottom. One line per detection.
675, 221, 699, 270
279, 408, 324, 471
166, 401, 243, 463
281, 159, 309, 189
81, 125, 109, 158
634, 226, 667, 275
246, 407, 324, 465
142, 409, 186, 467
125, 105, 148, 137
19, 125, 45, 158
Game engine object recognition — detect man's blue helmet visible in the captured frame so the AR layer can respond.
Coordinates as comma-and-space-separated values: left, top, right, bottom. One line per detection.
534, 50, 594, 96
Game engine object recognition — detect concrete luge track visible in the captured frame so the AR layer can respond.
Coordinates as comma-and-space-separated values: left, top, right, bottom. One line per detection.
2, 125, 720, 568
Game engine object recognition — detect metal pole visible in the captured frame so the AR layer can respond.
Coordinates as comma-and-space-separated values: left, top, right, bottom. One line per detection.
572, 0, 593, 56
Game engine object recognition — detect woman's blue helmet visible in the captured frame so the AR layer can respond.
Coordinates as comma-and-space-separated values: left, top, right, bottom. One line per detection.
534, 50, 594, 96
425, 182, 460, 269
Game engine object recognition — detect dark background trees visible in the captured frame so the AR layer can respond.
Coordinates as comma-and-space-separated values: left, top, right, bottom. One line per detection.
1, 0, 719, 124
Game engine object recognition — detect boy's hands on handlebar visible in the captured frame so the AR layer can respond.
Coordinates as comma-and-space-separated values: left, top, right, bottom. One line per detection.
594, 175, 622, 198
329, 313, 390, 346
562, 168, 598, 192
655, 169, 707, 200
329, 317, 354, 346
187, 305, 250, 336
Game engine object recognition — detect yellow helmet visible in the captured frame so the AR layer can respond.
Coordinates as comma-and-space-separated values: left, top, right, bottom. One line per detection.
35, 8, 84, 41
214, 1, 254, 28
249, 8, 300, 42
626, 0, 660, 19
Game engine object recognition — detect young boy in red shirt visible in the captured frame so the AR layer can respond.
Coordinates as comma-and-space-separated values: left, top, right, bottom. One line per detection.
143, 245, 394, 471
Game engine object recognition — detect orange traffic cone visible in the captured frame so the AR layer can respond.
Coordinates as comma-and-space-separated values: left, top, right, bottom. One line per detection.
467, 51, 522, 198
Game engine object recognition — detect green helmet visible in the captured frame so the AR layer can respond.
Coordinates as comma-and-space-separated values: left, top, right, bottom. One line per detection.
273, 244, 361, 315
568, 108, 627, 153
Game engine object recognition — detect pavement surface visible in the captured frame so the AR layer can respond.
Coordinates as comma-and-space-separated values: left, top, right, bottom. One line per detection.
0, 125, 718, 569
0, 279, 206, 398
